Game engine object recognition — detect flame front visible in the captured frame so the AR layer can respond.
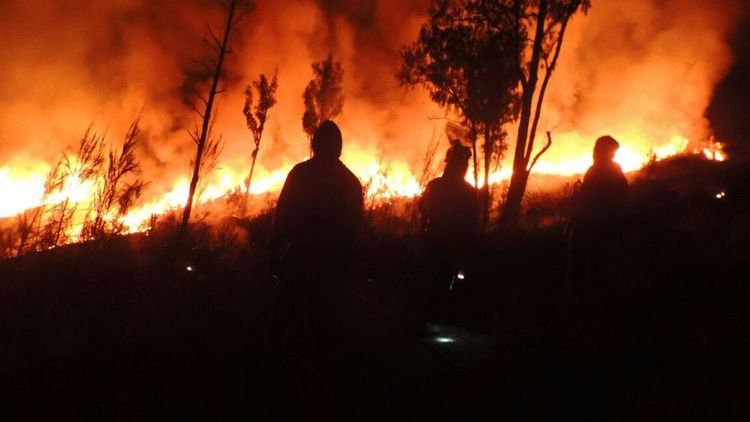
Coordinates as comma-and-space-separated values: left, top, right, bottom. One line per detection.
0, 131, 727, 239
0, 0, 744, 249
0, 167, 47, 219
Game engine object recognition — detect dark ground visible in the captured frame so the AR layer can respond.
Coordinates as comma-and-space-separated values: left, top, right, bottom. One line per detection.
1, 155, 748, 420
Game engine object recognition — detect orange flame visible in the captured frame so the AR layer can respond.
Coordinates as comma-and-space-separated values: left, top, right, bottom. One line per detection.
0, 133, 727, 238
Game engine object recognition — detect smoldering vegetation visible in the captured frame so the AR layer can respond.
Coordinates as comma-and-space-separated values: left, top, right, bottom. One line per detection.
0, 153, 748, 419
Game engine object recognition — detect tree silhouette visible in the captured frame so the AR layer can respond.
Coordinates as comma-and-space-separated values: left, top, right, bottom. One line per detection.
498, 0, 590, 227
399, 0, 521, 226
41, 129, 104, 249
302, 55, 344, 139
402, 0, 589, 227
180, 0, 252, 241
82, 119, 144, 240
242, 70, 278, 213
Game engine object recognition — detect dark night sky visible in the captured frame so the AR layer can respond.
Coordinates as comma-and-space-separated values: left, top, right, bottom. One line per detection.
707, 9, 750, 147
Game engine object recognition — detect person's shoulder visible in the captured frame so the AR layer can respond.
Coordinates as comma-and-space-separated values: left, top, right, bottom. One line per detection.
289, 159, 314, 175
339, 161, 363, 189
425, 177, 442, 189
604, 162, 626, 180
582, 164, 598, 182
459, 179, 478, 194
611, 162, 628, 185
461, 178, 476, 189
296, 158, 316, 170
423, 176, 452, 195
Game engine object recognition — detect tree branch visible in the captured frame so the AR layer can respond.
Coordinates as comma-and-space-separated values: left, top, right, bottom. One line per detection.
189, 102, 205, 118
524, 17, 569, 162
206, 24, 223, 50
527, 131, 553, 172
187, 129, 200, 145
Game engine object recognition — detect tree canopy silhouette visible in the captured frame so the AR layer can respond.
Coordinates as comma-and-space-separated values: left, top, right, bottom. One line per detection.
401, 0, 589, 227
302, 55, 344, 139
399, 0, 522, 226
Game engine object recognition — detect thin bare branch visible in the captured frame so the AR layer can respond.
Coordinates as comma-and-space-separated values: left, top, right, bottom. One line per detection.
206, 24, 223, 49
525, 17, 569, 162
528, 131, 553, 172
189, 102, 205, 118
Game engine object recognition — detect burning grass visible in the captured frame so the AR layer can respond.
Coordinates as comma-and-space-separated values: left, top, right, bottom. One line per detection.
0, 133, 732, 261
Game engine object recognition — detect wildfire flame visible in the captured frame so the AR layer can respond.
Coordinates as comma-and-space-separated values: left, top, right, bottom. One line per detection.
0, 0, 743, 253
0, 132, 727, 237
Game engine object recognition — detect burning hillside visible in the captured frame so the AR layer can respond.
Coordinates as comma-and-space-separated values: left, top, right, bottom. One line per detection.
0, 0, 744, 247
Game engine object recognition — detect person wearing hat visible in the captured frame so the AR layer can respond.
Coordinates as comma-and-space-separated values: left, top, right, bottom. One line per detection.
413, 140, 480, 328
576, 135, 629, 228
569, 135, 629, 289
267, 120, 364, 356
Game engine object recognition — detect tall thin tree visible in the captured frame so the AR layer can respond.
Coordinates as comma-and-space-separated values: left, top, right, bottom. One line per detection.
499, 0, 590, 227
242, 70, 278, 213
180, 0, 252, 240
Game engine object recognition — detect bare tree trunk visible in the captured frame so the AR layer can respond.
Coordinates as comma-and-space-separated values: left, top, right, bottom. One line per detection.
180, 0, 238, 241
246, 147, 259, 194
241, 146, 259, 215
500, 0, 549, 227
481, 123, 492, 230
526, 19, 569, 163
466, 122, 479, 190
471, 135, 479, 190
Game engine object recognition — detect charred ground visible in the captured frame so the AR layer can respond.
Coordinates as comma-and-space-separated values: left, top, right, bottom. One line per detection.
1, 154, 748, 420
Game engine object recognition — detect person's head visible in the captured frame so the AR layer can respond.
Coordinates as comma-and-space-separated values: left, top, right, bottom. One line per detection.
311, 120, 343, 160
444, 139, 471, 178
593, 135, 619, 163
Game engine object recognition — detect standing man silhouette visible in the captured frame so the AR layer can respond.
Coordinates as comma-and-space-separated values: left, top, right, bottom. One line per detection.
569, 135, 629, 289
268, 120, 364, 354
416, 140, 479, 328
577, 135, 628, 225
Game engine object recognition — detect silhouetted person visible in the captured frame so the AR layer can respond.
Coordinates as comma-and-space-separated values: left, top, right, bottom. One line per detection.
569, 135, 629, 290
414, 140, 479, 328
578, 135, 628, 224
268, 120, 364, 358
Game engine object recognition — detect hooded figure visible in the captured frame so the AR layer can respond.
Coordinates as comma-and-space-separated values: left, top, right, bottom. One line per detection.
412, 140, 479, 327
578, 135, 629, 226
419, 140, 479, 252
568, 135, 629, 289
270, 120, 363, 261
268, 120, 363, 354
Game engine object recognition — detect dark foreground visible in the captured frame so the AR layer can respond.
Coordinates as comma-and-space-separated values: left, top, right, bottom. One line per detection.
1, 156, 748, 420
